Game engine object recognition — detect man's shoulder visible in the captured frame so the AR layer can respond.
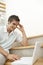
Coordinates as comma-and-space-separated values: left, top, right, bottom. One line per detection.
0, 26, 6, 32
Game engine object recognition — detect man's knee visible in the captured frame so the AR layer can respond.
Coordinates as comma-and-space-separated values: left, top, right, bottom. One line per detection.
0, 54, 6, 65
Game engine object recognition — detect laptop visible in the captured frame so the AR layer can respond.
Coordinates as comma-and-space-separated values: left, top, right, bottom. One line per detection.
11, 42, 41, 65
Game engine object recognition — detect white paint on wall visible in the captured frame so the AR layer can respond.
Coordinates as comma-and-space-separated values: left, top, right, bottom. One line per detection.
0, 0, 6, 3
6, 0, 43, 37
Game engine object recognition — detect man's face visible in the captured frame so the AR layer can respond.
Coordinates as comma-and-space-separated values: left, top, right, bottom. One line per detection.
8, 20, 19, 32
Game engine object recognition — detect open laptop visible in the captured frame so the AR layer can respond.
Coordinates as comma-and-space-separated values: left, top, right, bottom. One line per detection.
11, 42, 41, 65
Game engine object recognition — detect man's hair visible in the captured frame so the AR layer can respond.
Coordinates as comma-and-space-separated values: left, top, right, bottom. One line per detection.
8, 15, 20, 23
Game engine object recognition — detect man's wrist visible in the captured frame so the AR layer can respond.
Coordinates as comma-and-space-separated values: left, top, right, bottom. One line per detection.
22, 30, 25, 34
2, 52, 9, 58
22, 31, 26, 36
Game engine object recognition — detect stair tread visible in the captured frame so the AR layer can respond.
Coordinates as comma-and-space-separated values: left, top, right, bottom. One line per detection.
10, 45, 35, 50
10, 44, 43, 50
34, 58, 43, 65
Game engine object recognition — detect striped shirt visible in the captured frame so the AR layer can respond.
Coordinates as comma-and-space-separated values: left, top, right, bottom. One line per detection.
0, 26, 22, 50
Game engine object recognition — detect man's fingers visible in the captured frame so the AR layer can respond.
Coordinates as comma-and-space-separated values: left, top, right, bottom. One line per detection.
13, 55, 21, 60
19, 24, 23, 27
17, 27, 20, 30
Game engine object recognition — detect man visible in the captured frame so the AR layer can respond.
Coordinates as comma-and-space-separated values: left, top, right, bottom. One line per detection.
0, 15, 28, 65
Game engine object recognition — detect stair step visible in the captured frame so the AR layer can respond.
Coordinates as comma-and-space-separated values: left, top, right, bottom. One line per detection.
10, 44, 43, 50
34, 58, 43, 65
10, 45, 34, 50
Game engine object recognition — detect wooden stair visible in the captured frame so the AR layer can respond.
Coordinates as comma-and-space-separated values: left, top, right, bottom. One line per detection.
4, 45, 43, 65
4, 60, 11, 65
5, 58, 43, 65
10, 44, 43, 50
34, 58, 43, 65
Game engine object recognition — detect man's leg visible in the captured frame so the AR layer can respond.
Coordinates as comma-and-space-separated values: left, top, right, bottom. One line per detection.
0, 54, 7, 65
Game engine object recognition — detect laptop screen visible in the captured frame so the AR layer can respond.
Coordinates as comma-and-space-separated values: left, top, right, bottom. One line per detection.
32, 42, 41, 64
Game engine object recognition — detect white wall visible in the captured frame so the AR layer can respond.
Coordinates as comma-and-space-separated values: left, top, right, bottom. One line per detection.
6, 0, 43, 37
0, 0, 6, 3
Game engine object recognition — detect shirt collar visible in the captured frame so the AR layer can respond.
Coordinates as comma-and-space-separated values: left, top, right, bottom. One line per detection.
4, 25, 15, 35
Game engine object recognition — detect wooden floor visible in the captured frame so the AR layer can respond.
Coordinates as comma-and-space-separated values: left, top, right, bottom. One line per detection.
4, 60, 11, 65
34, 58, 43, 65
5, 58, 43, 65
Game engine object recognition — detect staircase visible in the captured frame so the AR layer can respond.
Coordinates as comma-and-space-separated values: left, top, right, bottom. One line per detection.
5, 35, 43, 65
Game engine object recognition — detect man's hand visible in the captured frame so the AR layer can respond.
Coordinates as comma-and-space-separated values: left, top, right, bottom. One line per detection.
17, 24, 25, 33
0, 46, 20, 61
17, 23, 28, 46
7, 54, 20, 61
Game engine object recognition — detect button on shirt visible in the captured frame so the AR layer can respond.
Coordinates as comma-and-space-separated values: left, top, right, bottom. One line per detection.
0, 26, 22, 50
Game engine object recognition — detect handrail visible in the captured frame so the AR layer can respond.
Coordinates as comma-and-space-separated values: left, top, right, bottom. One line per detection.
27, 34, 43, 39
10, 44, 43, 50
0, 10, 6, 12
10, 45, 34, 50
0, 6, 6, 9
0, 2, 6, 6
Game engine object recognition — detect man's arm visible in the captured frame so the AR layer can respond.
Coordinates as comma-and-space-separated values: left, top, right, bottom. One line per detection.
21, 30, 28, 46
17, 24, 28, 46
0, 46, 20, 61
0, 46, 9, 57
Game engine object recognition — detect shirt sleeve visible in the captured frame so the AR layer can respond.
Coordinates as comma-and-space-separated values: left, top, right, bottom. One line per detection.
16, 32, 22, 42
0, 26, 3, 46
0, 26, 5, 45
